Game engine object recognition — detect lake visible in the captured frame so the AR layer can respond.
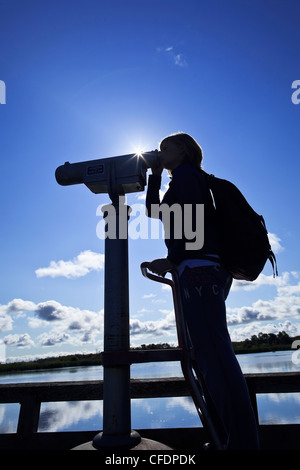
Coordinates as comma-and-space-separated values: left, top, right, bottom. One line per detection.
1, 350, 300, 433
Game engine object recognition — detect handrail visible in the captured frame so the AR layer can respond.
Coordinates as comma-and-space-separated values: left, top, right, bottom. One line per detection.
141, 261, 225, 448
1, 373, 300, 436
140, 262, 188, 353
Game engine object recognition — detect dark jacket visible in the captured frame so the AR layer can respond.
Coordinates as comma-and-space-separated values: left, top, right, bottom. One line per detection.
146, 163, 220, 265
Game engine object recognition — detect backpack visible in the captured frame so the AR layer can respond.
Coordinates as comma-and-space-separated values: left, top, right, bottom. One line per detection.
202, 171, 278, 281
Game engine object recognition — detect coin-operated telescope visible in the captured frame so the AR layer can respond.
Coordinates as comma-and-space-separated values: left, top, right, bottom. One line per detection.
55, 149, 164, 450
55, 151, 159, 202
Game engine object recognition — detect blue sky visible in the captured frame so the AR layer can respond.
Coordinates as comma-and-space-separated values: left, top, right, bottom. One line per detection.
1, 0, 300, 362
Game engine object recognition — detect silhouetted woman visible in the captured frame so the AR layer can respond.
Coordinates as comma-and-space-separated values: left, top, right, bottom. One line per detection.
146, 132, 259, 450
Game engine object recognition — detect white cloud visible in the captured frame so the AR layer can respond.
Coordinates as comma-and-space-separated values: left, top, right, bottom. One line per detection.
34, 300, 71, 322
227, 270, 300, 340
38, 400, 101, 432
0, 299, 38, 333
229, 320, 298, 342
5, 299, 37, 313
137, 308, 153, 313
130, 310, 175, 338
228, 286, 300, 326
35, 250, 105, 279
157, 45, 187, 67
232, 271, 291, 291
174, 54, 187, 67
3, 333, 34, 348
31, 301, 104, 346
1, 296, 104, 351
142, 293, 156, 299
268, 232, 284, 254
0, 314, 12, 332
38, 332, 72, 347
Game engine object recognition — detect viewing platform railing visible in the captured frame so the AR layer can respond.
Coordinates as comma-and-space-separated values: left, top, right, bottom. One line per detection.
1, 370, 300, 450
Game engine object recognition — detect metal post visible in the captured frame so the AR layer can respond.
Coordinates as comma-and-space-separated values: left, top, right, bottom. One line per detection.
92, 197, 141, 449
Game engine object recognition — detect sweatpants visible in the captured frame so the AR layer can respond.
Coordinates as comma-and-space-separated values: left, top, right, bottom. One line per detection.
179, 264, 260, 450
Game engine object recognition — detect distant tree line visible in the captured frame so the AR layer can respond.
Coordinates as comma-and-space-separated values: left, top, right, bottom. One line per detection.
133, 332, 295, 354
232, 331, 294, 354
133, 343, 171, 350
0, 352, 102, 373
0, 332, 298, 373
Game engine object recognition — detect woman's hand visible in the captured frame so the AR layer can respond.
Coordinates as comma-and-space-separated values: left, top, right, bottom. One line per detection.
151, 164, 164, 176
147, 150, 163, 176
148, 258, 175, 276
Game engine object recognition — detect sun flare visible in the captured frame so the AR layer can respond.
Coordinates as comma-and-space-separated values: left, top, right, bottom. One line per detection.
132, 146, 144, 158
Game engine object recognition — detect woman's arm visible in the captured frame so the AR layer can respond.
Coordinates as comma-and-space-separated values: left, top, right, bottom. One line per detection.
145, 174, 162, 218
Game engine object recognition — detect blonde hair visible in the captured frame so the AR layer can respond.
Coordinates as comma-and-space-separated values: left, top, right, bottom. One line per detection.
159, 132, 203, 169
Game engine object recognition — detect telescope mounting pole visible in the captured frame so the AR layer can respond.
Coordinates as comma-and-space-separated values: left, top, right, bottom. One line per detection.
92, 192, 141, 450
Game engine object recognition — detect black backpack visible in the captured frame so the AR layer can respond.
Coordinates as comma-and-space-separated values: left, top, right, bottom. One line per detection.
202, 171, 278, 281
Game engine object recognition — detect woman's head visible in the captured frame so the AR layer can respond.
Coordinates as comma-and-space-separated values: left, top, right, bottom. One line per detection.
159, 132, 203, 171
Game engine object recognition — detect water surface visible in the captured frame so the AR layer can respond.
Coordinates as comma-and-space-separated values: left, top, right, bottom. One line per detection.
1, 350, 299, 433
